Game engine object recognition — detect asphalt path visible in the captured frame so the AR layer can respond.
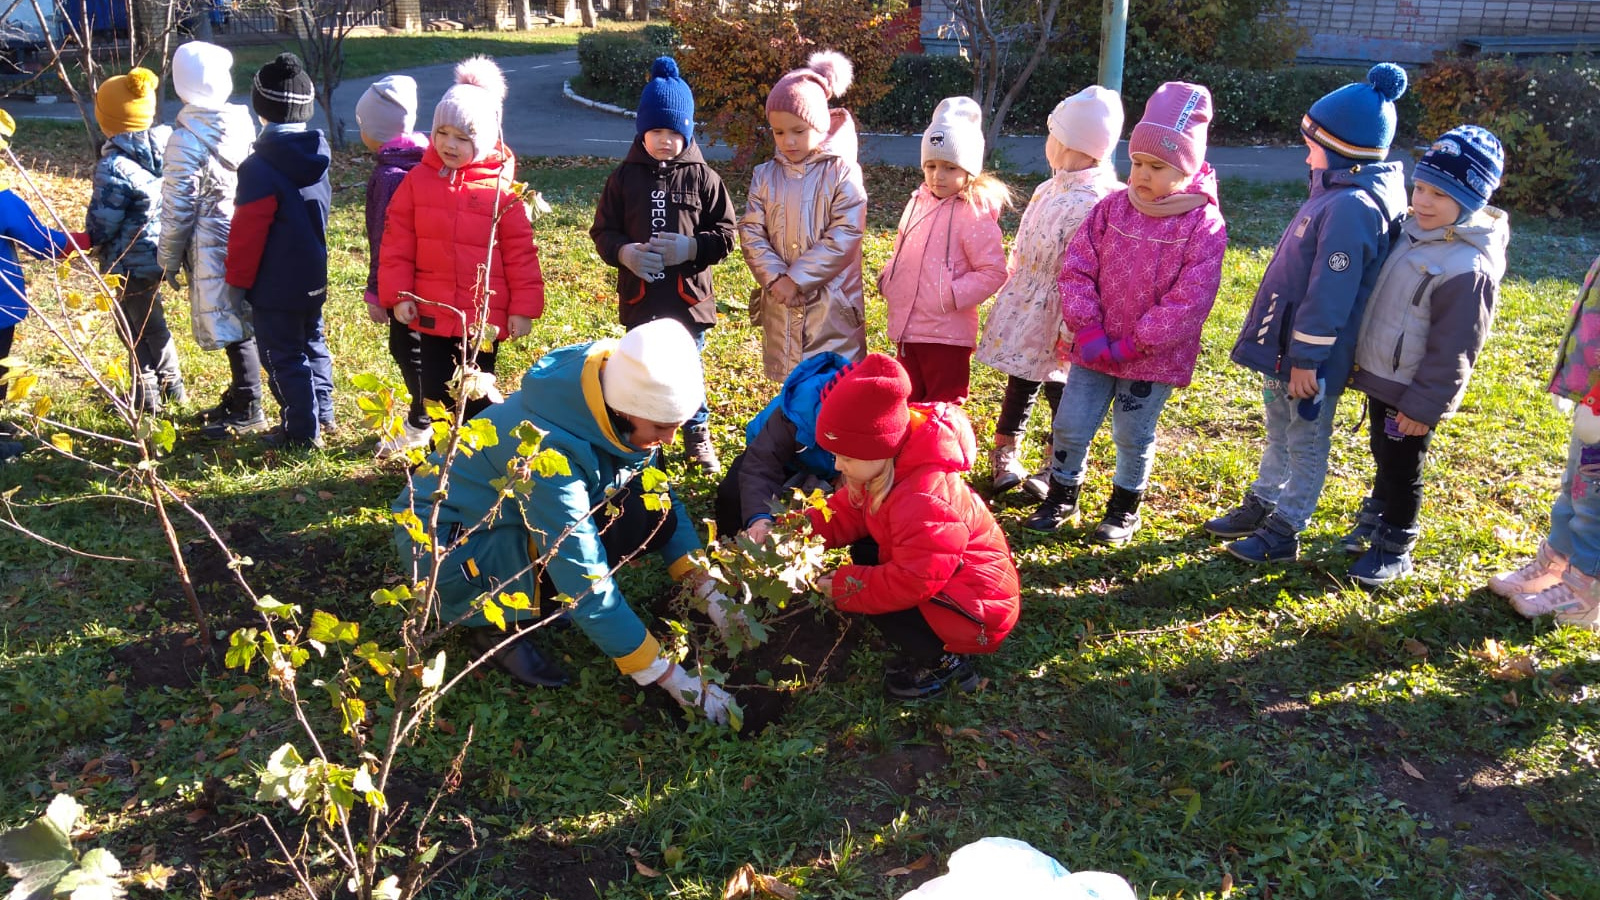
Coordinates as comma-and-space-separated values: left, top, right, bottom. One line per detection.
5, 48, 1329, 182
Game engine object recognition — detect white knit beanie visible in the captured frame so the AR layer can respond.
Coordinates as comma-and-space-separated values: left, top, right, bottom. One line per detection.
921, 96, 985, 178
356, 75, 418, 146
432, 56, 507, 162
1047, 85, 1124, 163
172, 41, 234, 110
600, 318, 706, 424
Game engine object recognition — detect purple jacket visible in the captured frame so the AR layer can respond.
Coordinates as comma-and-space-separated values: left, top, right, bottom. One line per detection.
1058, 168, 1228, 387
365, 132, 428, 296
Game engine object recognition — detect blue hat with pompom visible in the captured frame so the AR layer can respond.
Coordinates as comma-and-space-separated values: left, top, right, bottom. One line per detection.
637, 56, 695, 144
1301, 63, 1408, 161
1414, 124, 1504, 218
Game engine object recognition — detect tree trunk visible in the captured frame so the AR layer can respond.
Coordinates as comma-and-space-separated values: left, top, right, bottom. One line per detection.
580, 0, 596, 26
513, 0, 531, 29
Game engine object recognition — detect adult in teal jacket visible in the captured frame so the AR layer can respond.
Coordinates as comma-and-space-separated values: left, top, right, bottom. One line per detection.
393, 318, 733, 724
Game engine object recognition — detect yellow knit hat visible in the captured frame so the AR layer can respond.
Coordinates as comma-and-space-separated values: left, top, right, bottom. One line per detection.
95, 67, 159, 137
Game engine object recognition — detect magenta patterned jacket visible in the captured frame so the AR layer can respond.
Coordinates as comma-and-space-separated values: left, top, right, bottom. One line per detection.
1058, 166, 1228, 387
878, 184, 1009, 348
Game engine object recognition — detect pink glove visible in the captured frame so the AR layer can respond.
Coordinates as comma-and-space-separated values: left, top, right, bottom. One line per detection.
364, 290, 387, 325
1075, 326, 1109, 364
1107, 336, 1138, 364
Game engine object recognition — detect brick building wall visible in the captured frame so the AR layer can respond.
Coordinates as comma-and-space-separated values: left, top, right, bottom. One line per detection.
1285, 0, 1600, 61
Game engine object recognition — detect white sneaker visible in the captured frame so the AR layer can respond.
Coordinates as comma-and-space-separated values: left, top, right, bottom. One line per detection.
1554, 568, 1600, 631
375, 421, 432, 460
1489, 541, 1568, 601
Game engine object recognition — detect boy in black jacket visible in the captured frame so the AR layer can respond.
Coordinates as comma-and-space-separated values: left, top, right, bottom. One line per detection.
224, 53, 333, 450
589, 56, 736, 474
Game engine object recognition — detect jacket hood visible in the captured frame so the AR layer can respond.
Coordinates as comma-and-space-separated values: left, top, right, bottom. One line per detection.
175, 103, 255, 171
898, 402, 977, 476
513, 341, 652, 467
623, 135, 708, 169
104, 127, 168, 176
420, 140, 516, 183
377, 132, 430, 168
778, 351, 851, 439
1404, 204, 1511, 279
770, 107, 860, 173
1314, 159, 1408, 224
253, 129, 330, 187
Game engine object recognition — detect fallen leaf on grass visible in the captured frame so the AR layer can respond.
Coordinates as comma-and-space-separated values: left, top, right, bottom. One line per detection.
742, 775, 758, 790
1503, 689, 1520, 708
724, 864, 800, 900
1402, 638, 1430, 658
883, 853, 932, 877
627, 847, 660, 877
1489, 656, 1536, 681
1492, 526, 1519, 543
1400, 759, 1426, 781
134, 862, 176, 890
1221, 872, 1235, 897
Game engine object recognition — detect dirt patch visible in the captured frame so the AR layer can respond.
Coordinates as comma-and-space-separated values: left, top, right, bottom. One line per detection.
1374, 751, 1552, 849
722, 612, 862, 734
860, 742, 954, 797
110, 627, 228, 691
493, 830, 631, 899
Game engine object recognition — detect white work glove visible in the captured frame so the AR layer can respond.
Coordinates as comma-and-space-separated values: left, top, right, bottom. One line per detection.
618, 242, 665, 281
648, 232, 697, 267
631, 660, 731, 725
697, 578, 750, 644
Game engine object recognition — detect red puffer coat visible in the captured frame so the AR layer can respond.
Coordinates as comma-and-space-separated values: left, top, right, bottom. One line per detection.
805, 403, 1020, 653
377, 142, 544, 338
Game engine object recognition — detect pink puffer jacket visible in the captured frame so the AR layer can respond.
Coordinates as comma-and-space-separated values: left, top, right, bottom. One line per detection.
878, 185, 1008, 348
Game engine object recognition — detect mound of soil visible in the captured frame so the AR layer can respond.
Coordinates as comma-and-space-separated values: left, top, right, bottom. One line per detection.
724, 612, 862, 734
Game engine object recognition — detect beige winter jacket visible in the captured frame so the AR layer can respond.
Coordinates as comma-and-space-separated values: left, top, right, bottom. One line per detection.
739, 109, 868, 382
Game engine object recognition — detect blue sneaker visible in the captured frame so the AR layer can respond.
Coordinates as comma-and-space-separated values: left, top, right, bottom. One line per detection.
1347, 523, 1417, 588
1226, 524, 1299, 563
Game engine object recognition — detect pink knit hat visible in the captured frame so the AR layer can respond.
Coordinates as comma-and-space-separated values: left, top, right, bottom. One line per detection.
766, 51, 854, 135
1127, 82, 1212, 175
432, 56, 507, 162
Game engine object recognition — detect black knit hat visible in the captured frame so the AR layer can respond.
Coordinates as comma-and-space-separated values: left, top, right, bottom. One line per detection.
252, 52, 315, 124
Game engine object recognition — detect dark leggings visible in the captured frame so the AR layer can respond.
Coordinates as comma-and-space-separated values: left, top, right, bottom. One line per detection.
389, 317, 427, 428
996, 376, 1064, 438
418, 332, 498, 422
0, 324, 11, 387
1367, 398, 1436, 530
849, 540, 947, 665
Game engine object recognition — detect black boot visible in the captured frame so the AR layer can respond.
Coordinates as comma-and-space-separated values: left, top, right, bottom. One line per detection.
1093, 485, 1144, 545
195, 389, 233, 425
200, 393, 269, 439
1022, 479, 1081, 532
467, 627, 570, 689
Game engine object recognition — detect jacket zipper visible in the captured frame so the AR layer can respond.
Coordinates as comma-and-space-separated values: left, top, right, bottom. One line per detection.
929, 593, 989, 647
1392, 273, 1435, 370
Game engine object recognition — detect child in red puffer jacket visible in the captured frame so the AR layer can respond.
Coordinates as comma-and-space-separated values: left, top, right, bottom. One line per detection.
805, 353, 1020, 701
378, 56, 544, 422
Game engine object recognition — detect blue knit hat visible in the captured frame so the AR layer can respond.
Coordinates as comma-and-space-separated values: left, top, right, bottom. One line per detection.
1414, 125, 1504, 218
637, 56, 695, 144
1301, 63, 1408, 162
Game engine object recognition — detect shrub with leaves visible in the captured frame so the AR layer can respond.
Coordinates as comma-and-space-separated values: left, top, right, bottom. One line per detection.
1415, 55, 1600, 219
668, 0, 915, 165
574, 25, 679, 108
0, 794, 125, 900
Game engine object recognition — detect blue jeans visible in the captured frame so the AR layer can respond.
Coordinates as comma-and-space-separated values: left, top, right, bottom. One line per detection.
1547, 429, 1600, 577
1048, 367, 1174, 492
688, 328, 709, 429
1249, 374, 1340, 532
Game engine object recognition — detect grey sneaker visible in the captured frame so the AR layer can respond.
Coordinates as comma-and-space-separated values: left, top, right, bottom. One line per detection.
683, 423, 721, 475
1204, 493, 1275, 538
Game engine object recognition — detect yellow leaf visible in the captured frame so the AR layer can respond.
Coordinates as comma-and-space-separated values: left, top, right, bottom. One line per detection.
31, 395, 51, 418
134, 862, 176, 889
5, 372, 37, 401
94, 291, 113, 311
50, 433, 72, 452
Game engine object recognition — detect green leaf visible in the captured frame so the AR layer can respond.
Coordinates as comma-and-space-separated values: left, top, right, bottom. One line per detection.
511, 421, 546, 456
639, 466, 670, 492
255, 744, 309, 809
308, 610, 359, 646
420, 651, 447, 690
350, 372, 385, 392
254, 596, 301, 620
75, 848, 121, 879
461, 417, 501, 451
498, 591, 531, 611
370, 584, 414, 607
394, 509, 430, 550
224, 628, 260, 673
528, 448, 570, 478
481, 596, 506, 631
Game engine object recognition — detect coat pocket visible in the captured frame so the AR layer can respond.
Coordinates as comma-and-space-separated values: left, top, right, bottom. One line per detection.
748, 285, 763, 325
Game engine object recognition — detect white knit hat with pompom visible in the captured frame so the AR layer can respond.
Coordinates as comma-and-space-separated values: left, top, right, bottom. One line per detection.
765, 50, 854, 135
432, 56, 507, 162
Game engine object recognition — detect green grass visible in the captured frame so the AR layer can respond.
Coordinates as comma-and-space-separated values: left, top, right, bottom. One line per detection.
225, 22, 637, 96
1, 127, 1598, 899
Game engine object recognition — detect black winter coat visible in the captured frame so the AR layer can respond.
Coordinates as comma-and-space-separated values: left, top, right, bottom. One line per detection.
589, 138, 736, 331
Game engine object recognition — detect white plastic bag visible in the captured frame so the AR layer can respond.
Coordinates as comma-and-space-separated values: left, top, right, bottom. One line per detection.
896, 837, 1136, 900
1576, 402, 1600, 445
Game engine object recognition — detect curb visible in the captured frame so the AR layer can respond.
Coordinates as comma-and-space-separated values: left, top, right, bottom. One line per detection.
563, 80, 635, 119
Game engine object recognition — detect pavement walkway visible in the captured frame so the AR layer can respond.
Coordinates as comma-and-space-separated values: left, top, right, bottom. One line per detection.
3, 48, 1324, 182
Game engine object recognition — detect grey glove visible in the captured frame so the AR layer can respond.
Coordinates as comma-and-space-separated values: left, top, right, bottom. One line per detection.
619, 243, 665, 281
648, 232, 697, 267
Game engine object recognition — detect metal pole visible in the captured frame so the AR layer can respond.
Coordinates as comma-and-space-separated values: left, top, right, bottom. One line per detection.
1099, 0, 1127, 92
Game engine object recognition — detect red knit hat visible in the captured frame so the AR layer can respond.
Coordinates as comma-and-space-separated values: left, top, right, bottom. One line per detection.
815, 354, 912, 460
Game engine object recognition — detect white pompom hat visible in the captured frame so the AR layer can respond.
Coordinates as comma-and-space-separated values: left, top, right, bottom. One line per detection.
601, 318, 706, 425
